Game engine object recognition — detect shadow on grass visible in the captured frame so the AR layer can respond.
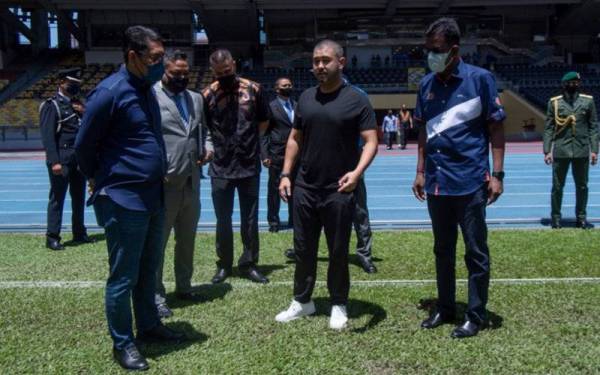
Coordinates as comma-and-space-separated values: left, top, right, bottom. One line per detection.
282, 252, 383, 269
63, 233, 106, 247
313, 297, 387, 333
141, 321, 208, 359
167, 283, 233, 309
540, 217, 594, 229
417, 298, 503, 329
232, 264, 288, 278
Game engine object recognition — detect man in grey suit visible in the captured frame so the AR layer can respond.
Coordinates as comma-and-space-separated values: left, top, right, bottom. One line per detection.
154, 50, 213, 318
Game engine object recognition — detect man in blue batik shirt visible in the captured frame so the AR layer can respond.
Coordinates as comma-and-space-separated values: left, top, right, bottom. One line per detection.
75, 26, 186, 371
411, 18, 506, 339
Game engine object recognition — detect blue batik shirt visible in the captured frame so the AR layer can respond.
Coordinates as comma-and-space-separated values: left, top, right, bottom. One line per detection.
414, 60, 506, 196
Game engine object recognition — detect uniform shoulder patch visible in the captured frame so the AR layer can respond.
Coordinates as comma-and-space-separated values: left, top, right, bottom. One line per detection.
550, 95, 563, 101
580, 94, 593, 99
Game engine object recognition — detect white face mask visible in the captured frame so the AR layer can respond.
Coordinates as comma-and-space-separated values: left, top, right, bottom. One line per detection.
427, 51, 451, 73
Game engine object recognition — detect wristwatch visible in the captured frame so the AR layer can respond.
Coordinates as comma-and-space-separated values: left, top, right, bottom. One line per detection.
491, 171, 505, 181
280, 172, 291, 179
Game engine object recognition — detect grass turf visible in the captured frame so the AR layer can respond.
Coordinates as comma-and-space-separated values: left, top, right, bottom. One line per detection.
0, 230, 599, 374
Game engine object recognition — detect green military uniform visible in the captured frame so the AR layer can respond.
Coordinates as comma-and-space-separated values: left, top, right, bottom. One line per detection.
543, 72, 598, 224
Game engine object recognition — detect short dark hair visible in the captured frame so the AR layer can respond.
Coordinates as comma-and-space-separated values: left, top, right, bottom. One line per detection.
274, 77, 291, 88
165, 50, 188, 64
123, 25, 162, 63
314, 39, 344, 58
209, 49, 233, 66
425, 18, 461, 46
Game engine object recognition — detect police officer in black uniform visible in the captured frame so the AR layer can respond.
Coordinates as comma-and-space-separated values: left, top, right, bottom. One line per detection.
40, 68, 93, 250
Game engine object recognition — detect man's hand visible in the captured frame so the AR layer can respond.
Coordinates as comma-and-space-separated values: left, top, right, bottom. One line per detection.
279, 176, 292, 202
412, 173, 426, 201
262, 158, 272, 168
591, 153, 598, 165
338, 171, 360, 193
487, 177, 503, 205
87, 178, 95, 196
51, 163, 63, 176
197, 151, 214, 166
544, 153, 553, 165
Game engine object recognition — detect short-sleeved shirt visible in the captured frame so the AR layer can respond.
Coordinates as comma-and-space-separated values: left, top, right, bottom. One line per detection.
414, 60, 506, 196
202, 76, 269, 179
293, 82, 377, 190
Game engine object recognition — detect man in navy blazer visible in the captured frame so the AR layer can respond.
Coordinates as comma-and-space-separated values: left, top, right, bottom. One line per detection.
75, 26, 185, 371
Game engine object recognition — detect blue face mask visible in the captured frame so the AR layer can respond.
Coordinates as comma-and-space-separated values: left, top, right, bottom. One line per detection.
144, 60, 165, 85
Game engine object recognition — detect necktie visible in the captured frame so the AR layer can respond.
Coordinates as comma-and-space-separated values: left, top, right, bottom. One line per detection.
284, 100, 294, 122
173, 94, 189, 125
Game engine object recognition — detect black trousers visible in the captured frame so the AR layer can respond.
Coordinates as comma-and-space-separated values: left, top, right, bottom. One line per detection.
353, 178, 372, 261
211, 176, 260, 270
293, 186, 355, 305
551, 157, 589, 221
267, 164, 293, 227
46, 163, 86, 238
385, 132, 397, 148
427, 185, 490, 324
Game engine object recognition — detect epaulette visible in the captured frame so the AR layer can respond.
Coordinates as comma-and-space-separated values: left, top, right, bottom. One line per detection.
580, 94, 593, 99
550, 95, 562, 101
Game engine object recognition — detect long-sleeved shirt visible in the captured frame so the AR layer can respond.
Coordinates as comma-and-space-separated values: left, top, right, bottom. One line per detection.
75, 65, 167, 212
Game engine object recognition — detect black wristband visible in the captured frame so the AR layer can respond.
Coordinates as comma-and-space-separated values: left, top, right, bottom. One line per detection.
280, 172, 291, 179
491, 171, 504, 181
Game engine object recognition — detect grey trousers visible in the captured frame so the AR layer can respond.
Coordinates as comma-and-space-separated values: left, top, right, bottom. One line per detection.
353, 177, 373, 261
155, 178, 200, 305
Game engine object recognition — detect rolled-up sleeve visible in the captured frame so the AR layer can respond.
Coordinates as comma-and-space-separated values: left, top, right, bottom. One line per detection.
481, 72, 506, 124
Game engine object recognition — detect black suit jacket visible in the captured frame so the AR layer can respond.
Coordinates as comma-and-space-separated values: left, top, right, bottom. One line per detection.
262, 97, 295, 167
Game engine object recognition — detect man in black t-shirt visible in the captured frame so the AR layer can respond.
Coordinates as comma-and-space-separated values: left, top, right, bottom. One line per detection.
202, 49, 270, 285
275, 40, 378, 330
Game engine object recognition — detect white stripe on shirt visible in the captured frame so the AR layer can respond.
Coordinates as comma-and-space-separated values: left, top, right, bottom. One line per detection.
426, 96, 482, 140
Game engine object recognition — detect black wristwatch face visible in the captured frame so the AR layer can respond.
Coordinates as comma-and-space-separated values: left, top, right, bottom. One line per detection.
492, 171, 505, 181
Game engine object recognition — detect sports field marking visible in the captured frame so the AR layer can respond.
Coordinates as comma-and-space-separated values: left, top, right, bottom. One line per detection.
1, 277, 599, 289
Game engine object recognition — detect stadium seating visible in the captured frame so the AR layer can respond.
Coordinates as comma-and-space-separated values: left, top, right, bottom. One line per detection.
496, 63, 600, 110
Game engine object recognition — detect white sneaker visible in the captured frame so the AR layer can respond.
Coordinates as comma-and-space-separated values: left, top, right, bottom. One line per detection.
329, 305, 348, 330
275, 300, 316, 323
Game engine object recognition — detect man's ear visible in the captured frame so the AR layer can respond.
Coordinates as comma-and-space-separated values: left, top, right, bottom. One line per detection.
448, 45, 460, 63
339, 56, 346, 70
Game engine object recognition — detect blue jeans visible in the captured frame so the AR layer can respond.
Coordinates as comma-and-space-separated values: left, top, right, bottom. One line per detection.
94, 196, 164, 350
427, 185, 490, 324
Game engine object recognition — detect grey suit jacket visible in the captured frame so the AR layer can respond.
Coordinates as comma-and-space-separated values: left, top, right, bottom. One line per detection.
154, 82, 213, 191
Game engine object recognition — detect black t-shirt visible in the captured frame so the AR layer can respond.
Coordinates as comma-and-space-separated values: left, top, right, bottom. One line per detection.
202, 77, 269, 179
293, 83, 377, 190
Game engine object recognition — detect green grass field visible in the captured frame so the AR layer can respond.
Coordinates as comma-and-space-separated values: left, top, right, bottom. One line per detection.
1, 230, 599, 374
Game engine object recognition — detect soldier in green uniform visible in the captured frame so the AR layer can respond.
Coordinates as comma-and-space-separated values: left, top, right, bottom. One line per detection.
543, 71, 598, 229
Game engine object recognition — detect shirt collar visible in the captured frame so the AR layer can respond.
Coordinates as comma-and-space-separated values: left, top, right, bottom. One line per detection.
57, 90, 71, 103
121, 64, 148, 90
159, 81, 182, 99
277, 96, 291, 106
435, 59, 466, 83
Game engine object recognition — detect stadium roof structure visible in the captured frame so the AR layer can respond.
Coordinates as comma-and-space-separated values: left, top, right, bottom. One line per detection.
0, 0, 589, 11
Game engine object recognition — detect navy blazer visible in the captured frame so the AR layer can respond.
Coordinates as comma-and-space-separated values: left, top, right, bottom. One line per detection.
75, 65, 167, 212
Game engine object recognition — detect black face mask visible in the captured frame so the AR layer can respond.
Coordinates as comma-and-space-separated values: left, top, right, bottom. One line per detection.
564, 85, 578, 95
65, 83, 80, 97
278, 88, 292, 98
168, 77, 189, 94
218, 74, 237, 91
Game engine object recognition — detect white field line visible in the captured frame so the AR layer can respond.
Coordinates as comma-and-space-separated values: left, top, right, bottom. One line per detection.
1, 277, 599, 289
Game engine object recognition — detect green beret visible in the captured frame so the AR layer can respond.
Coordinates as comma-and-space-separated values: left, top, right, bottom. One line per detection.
561, 71, 581, 82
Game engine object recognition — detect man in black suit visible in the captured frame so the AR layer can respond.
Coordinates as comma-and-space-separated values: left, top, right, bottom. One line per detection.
262, 77, 295, 232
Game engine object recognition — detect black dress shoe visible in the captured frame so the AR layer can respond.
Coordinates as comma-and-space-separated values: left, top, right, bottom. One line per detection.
576, 219, 593, 229
358, 258, 378, 274
156, 303, 173, 318
138, 324, 186, 343
284, 248, 296, 261
551, 218, 561, 229
176, 291, 205, 302
421, 311, 454, 329
268, 225, 279, 233
243, 268, 269, 284
211, 268, 231, 284
46, 236, 65, 251
73, 234, 96, 244
113, 344, 149, 371
451, 320, 481, 339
